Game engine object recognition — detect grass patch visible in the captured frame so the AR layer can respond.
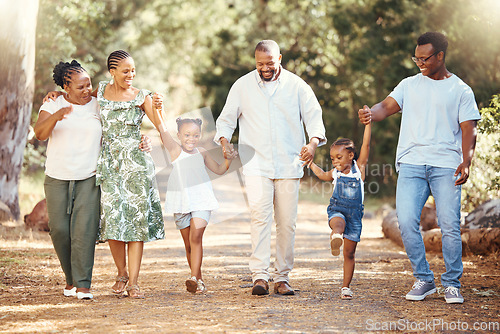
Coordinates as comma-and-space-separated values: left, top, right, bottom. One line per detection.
0, 251, 26, 266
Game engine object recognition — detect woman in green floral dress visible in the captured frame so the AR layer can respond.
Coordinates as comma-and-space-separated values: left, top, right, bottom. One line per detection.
96, 50, 165, 298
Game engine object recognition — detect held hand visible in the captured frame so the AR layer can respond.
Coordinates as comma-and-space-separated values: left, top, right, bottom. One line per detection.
300, 143, 316, 167
55, 106, 73, 121
358, 105, 372, 125
139, 134, 153, 153
224, 143, 238, 160
454, 162, 470, 185
221, 139, 238, 160
43, 91, 64, 103
152, 92, 163, 111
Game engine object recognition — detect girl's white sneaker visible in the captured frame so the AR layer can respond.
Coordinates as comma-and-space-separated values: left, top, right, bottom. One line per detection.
330, 233, 343, 256
185, 276, 198, 294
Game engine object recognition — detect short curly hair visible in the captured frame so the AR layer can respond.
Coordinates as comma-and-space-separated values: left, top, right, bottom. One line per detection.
417, 32, 448, 57
52, 60, 86, 88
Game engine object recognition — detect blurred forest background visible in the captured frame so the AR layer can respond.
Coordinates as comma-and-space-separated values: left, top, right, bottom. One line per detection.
21, 0, 500, 216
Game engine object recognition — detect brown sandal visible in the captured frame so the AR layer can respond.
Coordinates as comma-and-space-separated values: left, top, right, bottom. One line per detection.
111, 275, 129, 294
126, 285, 145, 299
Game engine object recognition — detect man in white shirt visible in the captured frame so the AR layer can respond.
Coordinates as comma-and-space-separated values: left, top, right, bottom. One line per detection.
215, 40, 326, 295
358, 32, 480, 304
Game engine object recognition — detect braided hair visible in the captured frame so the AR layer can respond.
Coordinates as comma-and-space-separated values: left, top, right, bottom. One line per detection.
52, 60, 85, 88
331, 138, 358, 162
176, 117, 202, 131
107, 50, 131, 71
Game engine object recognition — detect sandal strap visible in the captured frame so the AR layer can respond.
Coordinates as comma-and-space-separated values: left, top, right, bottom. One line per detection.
126, 284, 140, 292
116, 275, 129, 283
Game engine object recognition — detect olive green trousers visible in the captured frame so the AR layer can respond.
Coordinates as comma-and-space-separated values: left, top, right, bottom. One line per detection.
44, 175, 100, 289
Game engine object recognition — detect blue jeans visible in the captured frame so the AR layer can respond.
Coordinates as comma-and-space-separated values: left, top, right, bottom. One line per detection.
396, 164, 462, 288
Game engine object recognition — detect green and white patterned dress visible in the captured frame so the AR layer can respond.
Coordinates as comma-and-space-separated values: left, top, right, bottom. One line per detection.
96, 81, 164, 242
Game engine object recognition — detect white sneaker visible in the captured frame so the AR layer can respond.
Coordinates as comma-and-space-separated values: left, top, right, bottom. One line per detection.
76, 291, 93, 300
330, 233, 343, 256
63, 287, 76, 297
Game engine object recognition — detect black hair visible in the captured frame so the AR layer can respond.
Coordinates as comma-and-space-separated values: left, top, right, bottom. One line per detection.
176, 117, 202, 131
331, 138, 358, 162
52, 60, 86, 88
417, 32, 448, 58
107, 50, 131, 71
255, 40, 280, 55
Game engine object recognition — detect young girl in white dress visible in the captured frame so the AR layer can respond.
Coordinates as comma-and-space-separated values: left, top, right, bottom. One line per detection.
159, 117, 237, 293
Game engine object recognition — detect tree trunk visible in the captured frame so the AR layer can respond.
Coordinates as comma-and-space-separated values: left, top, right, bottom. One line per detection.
0, 0, 39, 220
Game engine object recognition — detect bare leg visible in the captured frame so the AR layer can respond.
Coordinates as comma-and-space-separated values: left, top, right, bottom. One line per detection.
342, 239, 358, 288
127, 241, 144, 286
180, 226, 192, 270
108, 239, 128, 292
329, 217, 346, 234
189, 218, 207, 280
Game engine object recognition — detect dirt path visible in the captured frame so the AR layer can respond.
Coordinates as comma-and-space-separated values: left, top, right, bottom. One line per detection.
2, 132, 499, 333
1, 200, 500, 333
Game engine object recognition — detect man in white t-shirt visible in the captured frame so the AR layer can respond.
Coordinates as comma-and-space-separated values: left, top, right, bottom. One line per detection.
215, 40, 326, 296
358, 32, 480, 304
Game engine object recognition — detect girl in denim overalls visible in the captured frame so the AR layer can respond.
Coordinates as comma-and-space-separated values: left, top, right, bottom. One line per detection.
308, 121, 371, 299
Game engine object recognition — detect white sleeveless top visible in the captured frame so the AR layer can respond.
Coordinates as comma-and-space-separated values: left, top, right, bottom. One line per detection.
165, 148, 219, 214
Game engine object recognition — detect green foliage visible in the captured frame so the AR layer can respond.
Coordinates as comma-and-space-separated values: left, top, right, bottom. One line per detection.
462, 94, 500, 211
425, 0, 500, 107
34, 0, 149, 113
30, 0, 500, 203
477, 94, 500, 135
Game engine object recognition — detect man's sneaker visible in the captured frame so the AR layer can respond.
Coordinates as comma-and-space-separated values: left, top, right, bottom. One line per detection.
444, 286, 464, 304
405, 280, 436, 301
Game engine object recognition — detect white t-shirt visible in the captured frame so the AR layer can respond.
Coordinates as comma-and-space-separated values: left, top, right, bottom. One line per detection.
389, 73, 480, 171
39, 95, 102, 180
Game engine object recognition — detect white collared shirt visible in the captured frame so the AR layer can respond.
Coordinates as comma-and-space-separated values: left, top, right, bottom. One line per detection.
215, 68, 326, 179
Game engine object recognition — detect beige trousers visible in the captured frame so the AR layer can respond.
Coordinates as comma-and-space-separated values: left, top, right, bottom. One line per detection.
244, 175, 300, 283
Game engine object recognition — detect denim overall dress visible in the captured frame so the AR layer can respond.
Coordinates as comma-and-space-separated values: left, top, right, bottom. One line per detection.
326, 161, 364, 242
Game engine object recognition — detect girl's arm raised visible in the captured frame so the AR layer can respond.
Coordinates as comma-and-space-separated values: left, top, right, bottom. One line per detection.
200, 146, 236, 175
357, 122, 372, 181
142, 94, 182, 161
309, 162, 334, 182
